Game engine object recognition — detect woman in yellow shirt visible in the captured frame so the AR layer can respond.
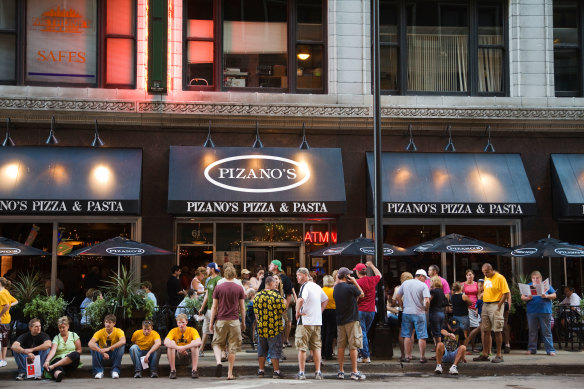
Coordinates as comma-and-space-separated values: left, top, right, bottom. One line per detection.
321, 275, 336, 360
0, 277, 18, 368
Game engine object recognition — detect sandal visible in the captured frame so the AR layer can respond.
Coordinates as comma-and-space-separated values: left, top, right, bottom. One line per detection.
472, 354, 490, 362
400, 356, 410, 363
419, 357, 428, 363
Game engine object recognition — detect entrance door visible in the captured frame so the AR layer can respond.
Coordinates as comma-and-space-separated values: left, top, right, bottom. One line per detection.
244, 244, 301, 279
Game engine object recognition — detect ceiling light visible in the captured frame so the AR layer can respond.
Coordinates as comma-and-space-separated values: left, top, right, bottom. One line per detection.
2, 118, 15, 147
444, 125, 455, 152
299, 123, 310, 150
405, 124, 417, 152
203, 120, 215, 148
91, 120, 104, 147
251, 121, 264, 148
484, 125, 495, 153
45, 116, 59, 145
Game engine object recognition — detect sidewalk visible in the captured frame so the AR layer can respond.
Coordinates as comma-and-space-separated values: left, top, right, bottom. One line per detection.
1, 343, 582, 380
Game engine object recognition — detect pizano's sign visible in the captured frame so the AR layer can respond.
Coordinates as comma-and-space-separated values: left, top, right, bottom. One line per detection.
385, 202, 536, 216
0, 199, 139, 215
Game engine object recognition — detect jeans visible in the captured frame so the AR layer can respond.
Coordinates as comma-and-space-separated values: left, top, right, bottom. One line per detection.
527, 312, 556, 354
429, 311, 445, 339
14, 349, 49, 375
129, 344, 160, 373
358, 311, 375, 358
91, 347, 124, 375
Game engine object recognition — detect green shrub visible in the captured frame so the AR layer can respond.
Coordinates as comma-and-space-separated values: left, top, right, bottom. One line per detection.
23, 295, 68, 331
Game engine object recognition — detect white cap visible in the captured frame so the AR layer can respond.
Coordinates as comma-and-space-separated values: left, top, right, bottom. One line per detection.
415, 269, 429, 278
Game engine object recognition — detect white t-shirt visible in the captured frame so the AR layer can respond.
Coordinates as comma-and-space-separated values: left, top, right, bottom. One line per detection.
560, 293, 581, 307
397, 278, 431, 315
297, 281, 328, 326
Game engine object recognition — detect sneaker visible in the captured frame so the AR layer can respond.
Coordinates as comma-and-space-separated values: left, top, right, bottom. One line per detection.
257, 370, 265, 377
337, 371, 345, 380
150, 372, 158, 378
112, 371, 120, 379
297, 372, 306, 380
16, 373, 26, 381
350, 371, 366, 381
363, 357, 371, 363
504, 346, 511, 354
94, 372, 104, 379
491, 356, 504, 363
215, 364, 223, 378
449, 365, 459, 375
169, 370, 177, 379
272, 371, 284, 379
357, 357, 363, 363
315, 371, 323, 380
191, 370, 199, 379
0, 360, 7, 367
199, 350, 205, 357
134, 371, 142, 378
435, 364, 443, 374
473, 354, 490, 362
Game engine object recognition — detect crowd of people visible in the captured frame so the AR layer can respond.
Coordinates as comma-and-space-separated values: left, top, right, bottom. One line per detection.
0, 258, 581, 381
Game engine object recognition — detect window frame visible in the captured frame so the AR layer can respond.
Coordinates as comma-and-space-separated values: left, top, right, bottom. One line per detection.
553, 0, 583, 97
378, 0, 508, 97
183, 0, 327, 94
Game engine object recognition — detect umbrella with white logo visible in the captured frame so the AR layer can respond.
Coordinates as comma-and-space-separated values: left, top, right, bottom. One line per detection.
69, 236, 173, 275
502, 236, 584, 285
0, 236, 51, 256
308, 236, 415, 257
406, 233, 508, 282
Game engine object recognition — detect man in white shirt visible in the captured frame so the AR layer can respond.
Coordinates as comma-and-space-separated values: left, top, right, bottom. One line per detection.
558, 286, 582, 329
294, 267, 328, 380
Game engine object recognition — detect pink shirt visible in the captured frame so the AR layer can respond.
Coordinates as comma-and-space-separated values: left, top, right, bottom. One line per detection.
425, 276, 450, 296
462, 281, 478, 309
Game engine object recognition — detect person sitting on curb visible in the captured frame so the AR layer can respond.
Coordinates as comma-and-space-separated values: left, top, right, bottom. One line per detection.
434, 317, 467, 375
11, 318, 51, 381
43, 316, 82, 382
130, 320, 161, 378
164, 313, 201, 379
88, 314, 126, 379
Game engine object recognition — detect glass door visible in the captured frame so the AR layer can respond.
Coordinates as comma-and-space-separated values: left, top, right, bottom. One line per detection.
244, 244, 301, 279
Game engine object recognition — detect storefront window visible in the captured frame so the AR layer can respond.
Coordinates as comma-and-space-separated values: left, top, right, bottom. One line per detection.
0, 0, 17, 84
243, 223, 302, 242
177, 222, 213, 245
185, 0, 214, 87
554, 0, 580, 96
0, 222, 53, 279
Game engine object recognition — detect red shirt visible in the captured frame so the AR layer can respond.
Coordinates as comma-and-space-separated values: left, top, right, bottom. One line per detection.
356, 275, 381, 312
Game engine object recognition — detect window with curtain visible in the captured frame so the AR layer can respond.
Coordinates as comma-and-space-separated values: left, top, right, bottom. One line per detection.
380, 0, 506, 96
1, 0, 136, 88
553, 0, 580, 97
183, 0, 326, 93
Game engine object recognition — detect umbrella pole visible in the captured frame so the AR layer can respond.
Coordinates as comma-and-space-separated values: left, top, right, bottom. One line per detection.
564, 257, 567, 287
548, 256, 552, 285
118, 256, 121, 276
453, 253, 456, 284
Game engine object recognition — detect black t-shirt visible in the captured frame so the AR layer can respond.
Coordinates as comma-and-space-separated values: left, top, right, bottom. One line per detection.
430, 288, 446, 312
451, 293, 468, 316
167, 275, 182, 306
15, 332, 50, 354
258, 272, 293, 298
333, 282, 361, 325
441, 318, 465, 351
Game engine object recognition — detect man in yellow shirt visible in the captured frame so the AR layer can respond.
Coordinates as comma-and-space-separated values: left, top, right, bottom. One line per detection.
0, 277, 18, 367
88, 314, 126, 379
164, 313, 201, 379
130, 320, 161, 378
473, 263, 510, 364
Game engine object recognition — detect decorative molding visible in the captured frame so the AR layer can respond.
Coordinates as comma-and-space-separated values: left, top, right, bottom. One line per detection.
382, 107, 584, 120
0, 98, 135, 112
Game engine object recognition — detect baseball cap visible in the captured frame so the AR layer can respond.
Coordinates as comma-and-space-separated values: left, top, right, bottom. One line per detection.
478, 278, 484, 283
271, 260, 283, 272
415, 269, 429, 278
207, 262, 220, 272
241, 269, 251, 275
337, 267, 353, 279
353, 263, 367, 272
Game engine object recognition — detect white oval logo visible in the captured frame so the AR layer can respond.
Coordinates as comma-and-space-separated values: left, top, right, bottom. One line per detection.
414, 243, 434, 252
511, 248, 538, 256
105, 247, 145, 256
0, 248, 21, 255
554, 248, 584, 257
359, 247, 394, 255
204, 155, 311, 193
446, 245, 484, 252
323, 246, 348, 255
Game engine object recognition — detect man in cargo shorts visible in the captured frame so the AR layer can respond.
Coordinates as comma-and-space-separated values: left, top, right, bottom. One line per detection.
333, 267, 366, 381
473, 263, 509, 363
198, 262, 222, 356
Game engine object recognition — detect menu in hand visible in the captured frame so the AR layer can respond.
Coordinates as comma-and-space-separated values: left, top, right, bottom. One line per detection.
519, 278, 550, 296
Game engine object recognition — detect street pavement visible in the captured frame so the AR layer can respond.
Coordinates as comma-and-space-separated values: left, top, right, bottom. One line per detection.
0, 343, 583, 382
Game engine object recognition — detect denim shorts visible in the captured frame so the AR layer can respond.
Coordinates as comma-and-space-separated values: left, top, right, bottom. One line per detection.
401, 313, 428, 339
453, 315, 469, 331
442, 348, 458, 364
257, 333, 283, 359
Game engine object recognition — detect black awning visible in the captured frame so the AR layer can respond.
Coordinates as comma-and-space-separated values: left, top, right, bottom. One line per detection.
0, 147, 142, 215
366, 152, 536, 217
551, 154, 584, 218
168, 146, 346, 216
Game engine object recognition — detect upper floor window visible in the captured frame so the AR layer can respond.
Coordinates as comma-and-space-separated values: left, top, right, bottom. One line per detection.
380, 0, 506, 95
184, 0, 326, 93
554, 0, 580, 96
0, 0, 136, 88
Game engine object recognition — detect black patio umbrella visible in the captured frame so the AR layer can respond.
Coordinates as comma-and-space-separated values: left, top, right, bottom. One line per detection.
0, 236, 50, 256
308, 236, 415, 257
407, 233, 508, 282
69, 236, 173, 274
502, 236, 584, 285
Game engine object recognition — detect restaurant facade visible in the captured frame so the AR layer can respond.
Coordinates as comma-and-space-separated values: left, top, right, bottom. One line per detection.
1, 0, 584, 302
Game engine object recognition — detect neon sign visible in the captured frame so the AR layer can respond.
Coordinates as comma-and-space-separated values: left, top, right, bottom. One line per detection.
304, 231, 337, 244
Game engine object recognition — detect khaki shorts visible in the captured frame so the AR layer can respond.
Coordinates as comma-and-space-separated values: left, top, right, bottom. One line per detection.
211, 320, 242, 353
337, 321, 363, 350
481, 302, 504, 332
295, 325, 321, 351
202, 310, 212, 335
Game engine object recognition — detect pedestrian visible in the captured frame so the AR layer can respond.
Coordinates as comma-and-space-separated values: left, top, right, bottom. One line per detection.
141, 281, 157, 306
473, 263, 510, 363
521, 270, 556, 356
294, 267, 328, 380
249, 266, 264, 291
11, 318, 51, 380
167, 265, 187, 307
190, 267, 207, 296
259, 260, 294, 346
429, 276, 447, 350
465, 278, 484, 353
393, 272, 414, 361
462, 269, 479, 351
321, 274, 337, 360
253, 275, 286, 378
0, 276, 18, 368
88, 314, 126, 379
434, 317, 467, 375
396, 269, 431, 363
353, 260, 381, 364
426, 265, 450, 299
450, 281, 471, 338
164, 313, 201, 379
129, 320, 161, 378
333, 267, 366, 380
210, 265, 245, 380
43, 316, 81, 382
197, 262, 222, 356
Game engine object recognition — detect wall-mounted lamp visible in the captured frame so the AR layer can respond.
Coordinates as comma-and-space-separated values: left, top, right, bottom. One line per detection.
2, 118, 15, 147
297, 53, 310, 61
405, 124, 417, 152
251, 121, 264, 148
45, 116, 59, 145
299, 123, 310, 150
444, 125, 455, 152
484, 125, 495, 153
91, 120, 105, 147
203, 120, 216, 148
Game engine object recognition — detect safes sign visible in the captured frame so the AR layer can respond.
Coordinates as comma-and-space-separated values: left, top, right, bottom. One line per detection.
168, 147, 346, 216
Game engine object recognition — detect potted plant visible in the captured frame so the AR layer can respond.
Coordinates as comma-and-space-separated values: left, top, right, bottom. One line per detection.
22, 295, 68, 336
9, 271, 46, 335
